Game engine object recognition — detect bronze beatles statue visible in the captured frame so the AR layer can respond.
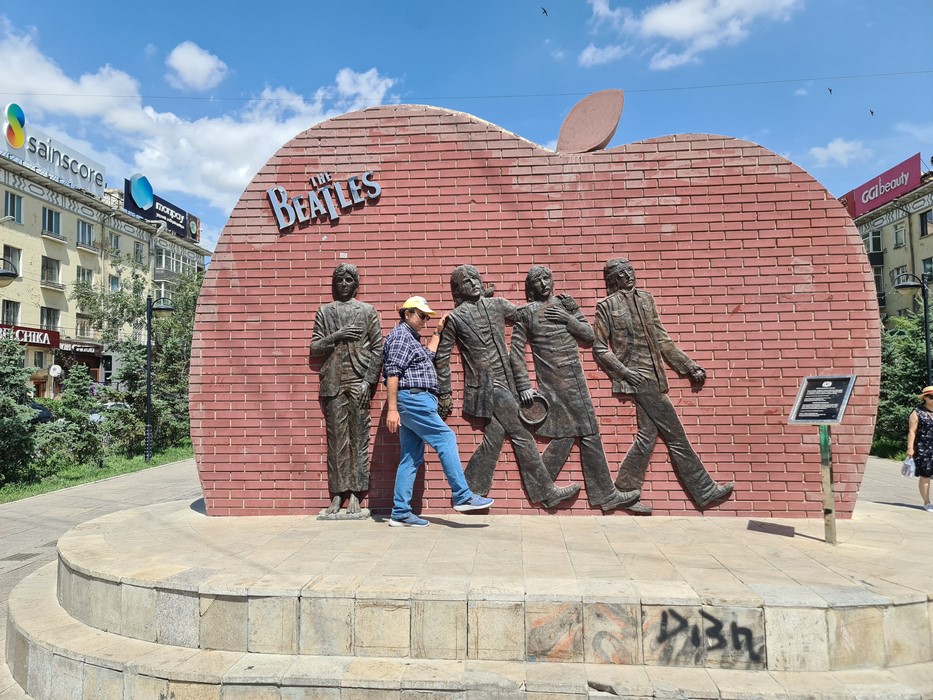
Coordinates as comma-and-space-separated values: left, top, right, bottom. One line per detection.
310, 264, 383, 516
593, 258, 733, 510
510, 266, 640, 512
434, 265, 580, 509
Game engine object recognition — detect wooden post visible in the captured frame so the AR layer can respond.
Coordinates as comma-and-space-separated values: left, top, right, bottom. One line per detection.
818, 424, 836, 545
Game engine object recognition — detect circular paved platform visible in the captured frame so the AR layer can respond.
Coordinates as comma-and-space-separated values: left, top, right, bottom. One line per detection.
7, 486, 933, 698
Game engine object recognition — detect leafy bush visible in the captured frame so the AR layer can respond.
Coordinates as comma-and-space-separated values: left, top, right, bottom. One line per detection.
0, 337, 35, 485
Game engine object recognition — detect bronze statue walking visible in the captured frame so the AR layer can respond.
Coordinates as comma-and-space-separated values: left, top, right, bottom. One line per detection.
593, 258, 733, 510
511, 266, 640, 512
434, 265, 579, 508
310, 264, 383, 515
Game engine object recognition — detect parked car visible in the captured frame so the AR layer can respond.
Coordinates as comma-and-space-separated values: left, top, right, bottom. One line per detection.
89, 402, 130, 424
29, 402, 54, 424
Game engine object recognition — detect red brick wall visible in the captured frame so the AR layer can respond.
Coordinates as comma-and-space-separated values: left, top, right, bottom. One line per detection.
190, 105, 880, 518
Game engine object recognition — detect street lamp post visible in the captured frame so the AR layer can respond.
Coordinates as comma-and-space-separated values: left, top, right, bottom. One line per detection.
0, 256, 18, 288
145, 295, 175, 462
894, 273, 932, 386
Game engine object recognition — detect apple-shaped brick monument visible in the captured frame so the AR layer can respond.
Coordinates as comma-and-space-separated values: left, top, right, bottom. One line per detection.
190, 91, 879, 517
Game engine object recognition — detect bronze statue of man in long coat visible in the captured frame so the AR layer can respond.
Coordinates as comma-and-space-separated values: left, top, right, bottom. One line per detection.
511, 265, 638, 512
310, 264, 383, 514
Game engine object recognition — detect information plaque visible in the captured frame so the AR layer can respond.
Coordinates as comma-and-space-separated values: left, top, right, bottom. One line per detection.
788, 375, 857, 425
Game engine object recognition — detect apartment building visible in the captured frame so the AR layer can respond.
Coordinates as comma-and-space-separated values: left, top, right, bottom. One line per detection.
0, 156, 208, 396
843, 153, 933, 321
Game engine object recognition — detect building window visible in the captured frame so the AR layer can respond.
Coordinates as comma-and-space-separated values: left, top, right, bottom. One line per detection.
924, 258, 933, 278
109, 232, 120, 252
39, 307, 60, 332
33, 351, 45, 369
109, 275, 120, 292
41, 207, 61, 237
921, 210, 933, 239
894, 222, 906, 248
3, 191, 22, 224
155, 247, 197, 275
77, 220, 94, 248
892, 265, 909, 286
40, 256, 61, 284
2, 245, 20, 276
1, 299, 19, 325
76, 314, 93, 338
76, 266, 93, 285
134, 241, 145, 265
155, 281, 174, 300
864, 230, 882, 254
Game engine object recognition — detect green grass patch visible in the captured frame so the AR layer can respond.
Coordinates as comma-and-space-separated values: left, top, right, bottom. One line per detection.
0, 444, 194, 504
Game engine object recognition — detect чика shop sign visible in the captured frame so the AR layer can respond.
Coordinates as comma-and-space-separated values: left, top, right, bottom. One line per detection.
266, 171, 380, 231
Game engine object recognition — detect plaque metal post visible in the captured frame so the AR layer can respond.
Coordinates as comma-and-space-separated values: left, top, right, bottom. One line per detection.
818, 424, 836, 545
789, 375, 857, 546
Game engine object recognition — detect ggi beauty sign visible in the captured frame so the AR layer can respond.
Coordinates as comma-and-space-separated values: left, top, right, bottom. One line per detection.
842, 153, 922, 218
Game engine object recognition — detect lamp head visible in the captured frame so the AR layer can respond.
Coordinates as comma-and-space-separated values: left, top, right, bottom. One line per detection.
0, 257, 17, 288
151, 297, 175, 319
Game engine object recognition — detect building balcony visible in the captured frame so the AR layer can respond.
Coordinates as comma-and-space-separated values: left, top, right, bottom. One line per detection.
867, 251, 884, 267
76, 240, 99, 253
39, 278, 65, 292
154, 268, 180, 283
41, 230, 66, 243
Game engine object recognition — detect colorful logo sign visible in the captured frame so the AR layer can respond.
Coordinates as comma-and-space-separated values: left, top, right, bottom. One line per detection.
841, 153, 922, 219
1, 101, 106, 197
4, 103, 25, 149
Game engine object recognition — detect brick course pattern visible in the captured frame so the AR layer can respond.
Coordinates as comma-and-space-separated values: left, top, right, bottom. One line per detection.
190, 105, 880, 518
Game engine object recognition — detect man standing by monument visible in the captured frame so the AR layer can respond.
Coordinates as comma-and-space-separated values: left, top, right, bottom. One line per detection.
593, 258, 734, 510
511, 265, 641, 512
383, 295, 494, 527
310, 264, 383, 516
435, 265, 580, 509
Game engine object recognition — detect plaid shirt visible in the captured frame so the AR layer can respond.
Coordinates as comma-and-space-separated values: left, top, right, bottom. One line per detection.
382, 322, 439, 392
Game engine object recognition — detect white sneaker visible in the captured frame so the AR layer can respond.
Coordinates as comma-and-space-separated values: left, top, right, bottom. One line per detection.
924, 503, 933, 512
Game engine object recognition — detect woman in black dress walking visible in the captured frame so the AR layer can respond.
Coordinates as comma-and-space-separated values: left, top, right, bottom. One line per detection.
906, 386, 933, 511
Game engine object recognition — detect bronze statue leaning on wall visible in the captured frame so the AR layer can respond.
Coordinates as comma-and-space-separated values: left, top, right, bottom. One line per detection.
434, 264, 580, 509
593, 258, 734, 510
310, 263, 384, 517
510, 265, 642, 513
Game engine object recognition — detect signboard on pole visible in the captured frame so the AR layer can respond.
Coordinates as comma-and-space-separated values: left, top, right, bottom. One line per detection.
789, 375, 857, 425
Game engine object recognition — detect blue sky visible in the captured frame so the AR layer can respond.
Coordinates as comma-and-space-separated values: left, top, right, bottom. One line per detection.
1, 1, 931, 252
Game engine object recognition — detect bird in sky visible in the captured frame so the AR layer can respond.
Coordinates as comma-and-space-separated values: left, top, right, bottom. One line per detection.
541, 7, 548, 15
827, 87, 833, 95
869, 109, 875, 116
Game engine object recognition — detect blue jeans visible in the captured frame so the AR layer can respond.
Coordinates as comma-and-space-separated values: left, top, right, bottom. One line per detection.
392, 390, 472, 519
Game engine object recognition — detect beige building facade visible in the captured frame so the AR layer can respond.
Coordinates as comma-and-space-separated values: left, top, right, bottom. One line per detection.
0, 156, 208, 397
849, 159, 933, 321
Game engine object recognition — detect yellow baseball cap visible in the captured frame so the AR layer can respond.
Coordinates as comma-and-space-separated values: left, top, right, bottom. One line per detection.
400, 296, 435, 316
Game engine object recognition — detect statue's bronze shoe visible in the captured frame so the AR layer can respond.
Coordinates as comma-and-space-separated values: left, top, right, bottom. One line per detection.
542, 482, 581, 509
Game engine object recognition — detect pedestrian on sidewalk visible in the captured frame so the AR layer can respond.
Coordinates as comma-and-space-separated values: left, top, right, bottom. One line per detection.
383, 296, 494, 527
905, 386, 933, 511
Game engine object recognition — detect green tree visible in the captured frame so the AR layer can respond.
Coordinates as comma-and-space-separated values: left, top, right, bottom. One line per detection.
71, 264, 203, 454
31, 364, 103, 476
875, 314, 928, 456
0, 336, 35, 484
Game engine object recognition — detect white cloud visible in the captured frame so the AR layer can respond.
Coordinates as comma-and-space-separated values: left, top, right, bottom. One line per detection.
794, 88, 807, 96
165, 41, 228, 91
579, 43, 628, 67
895, 121, 933, 143
809, 138, 873, 167
586, 0, 802, 70
0, 21, 396, 252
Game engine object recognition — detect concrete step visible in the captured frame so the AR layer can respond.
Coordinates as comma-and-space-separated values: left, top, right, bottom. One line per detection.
7, 563, 933, 699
